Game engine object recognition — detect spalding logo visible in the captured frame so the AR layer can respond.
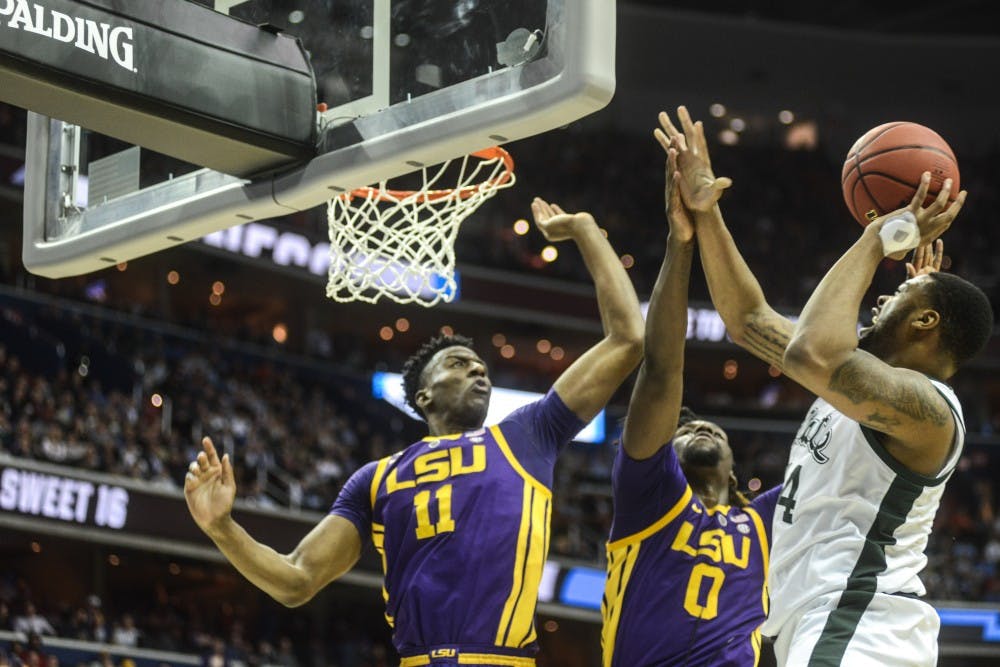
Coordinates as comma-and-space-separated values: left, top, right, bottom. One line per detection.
0, 0, 136, 73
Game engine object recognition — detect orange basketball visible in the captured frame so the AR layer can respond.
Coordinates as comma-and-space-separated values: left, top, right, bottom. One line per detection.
841, 122, 960, 226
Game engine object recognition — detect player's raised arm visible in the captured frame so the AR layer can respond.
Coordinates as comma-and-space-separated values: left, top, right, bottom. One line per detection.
621, 145, 695, 459
185, 437, 361, 607
656, 106, 798, 376
783, 174, 968, 473
529, 198, 643, 423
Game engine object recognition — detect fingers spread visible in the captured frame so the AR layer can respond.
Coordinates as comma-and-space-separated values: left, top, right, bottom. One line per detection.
910, 172, 931, 211
677, 106, 697, 140
928, 178, 952, 215
205, 438, 221, 467
221, 453, 234, 486
203, 437, 219, 462
658, 111, 680, 139
654, 128, 671, 152
942, 190, 967, 221
693, 120, 710, 158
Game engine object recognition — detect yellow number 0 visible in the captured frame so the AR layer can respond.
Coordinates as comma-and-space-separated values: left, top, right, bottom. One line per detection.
413, 484, 456, 539
683, 563, 725, 620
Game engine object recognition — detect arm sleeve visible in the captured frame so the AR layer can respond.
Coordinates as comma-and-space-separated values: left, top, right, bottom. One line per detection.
609, 443, 690, 541
497, 389, 587, 482
749, 484, 783, 542
329, 461, 378, 545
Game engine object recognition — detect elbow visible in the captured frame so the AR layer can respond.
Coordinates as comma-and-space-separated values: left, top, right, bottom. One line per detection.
618, 330, 644, 367
272, 568, 319, 608
601, 324, 643, 368
726, 324, 748, 348
275, 584, 314, 608
783, 335, 833, 377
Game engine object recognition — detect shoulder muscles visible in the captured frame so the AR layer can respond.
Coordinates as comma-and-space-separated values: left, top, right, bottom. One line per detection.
827, 354, 954, 465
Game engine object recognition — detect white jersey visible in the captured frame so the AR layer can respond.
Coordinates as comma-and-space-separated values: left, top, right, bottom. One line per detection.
761, 379, 964, 638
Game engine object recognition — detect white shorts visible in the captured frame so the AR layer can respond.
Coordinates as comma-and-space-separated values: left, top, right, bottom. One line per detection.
772, 592, 939, 667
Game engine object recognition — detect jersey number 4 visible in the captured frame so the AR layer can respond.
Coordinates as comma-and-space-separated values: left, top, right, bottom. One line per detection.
413, 484, 456, 539
777, 464, 801, 523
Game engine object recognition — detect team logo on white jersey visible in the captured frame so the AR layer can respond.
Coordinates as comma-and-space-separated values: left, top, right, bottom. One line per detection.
795, 407, 833, 464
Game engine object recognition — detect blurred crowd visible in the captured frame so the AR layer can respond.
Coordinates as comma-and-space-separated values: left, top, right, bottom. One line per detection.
2, 95, 1000, 661
2, 295, 1000, 596
464, 125, 1000, 314
0, 581, 394, 667
0, 302, 408, 514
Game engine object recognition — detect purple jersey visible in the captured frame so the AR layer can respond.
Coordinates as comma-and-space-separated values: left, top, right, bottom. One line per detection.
602, 444, 781, 667
331, 390, 583, 665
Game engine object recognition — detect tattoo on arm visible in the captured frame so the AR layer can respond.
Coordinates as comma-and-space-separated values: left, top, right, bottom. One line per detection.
743, 313, 791, 369
829, 357, 949, 427
863, 411, 902, 429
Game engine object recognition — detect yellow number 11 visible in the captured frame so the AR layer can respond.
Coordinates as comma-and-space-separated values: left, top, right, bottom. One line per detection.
414, 484, 456, 539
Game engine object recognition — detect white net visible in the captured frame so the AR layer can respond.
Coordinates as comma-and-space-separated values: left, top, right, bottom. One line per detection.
326, 148, 515, 307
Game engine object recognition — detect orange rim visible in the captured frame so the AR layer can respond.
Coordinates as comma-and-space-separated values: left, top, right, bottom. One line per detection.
346, 147, 514, 203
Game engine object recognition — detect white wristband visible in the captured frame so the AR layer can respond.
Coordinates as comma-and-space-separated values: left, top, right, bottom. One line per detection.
877, 211, 920, 256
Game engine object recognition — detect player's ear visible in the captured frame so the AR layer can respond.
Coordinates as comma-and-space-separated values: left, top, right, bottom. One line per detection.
912, 308, 940, 331
415, 386, 432, 413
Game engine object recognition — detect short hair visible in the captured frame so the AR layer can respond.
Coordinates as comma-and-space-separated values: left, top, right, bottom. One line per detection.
677, 406, 700, 428
401, 333, 475, 418
924, 273, 994, 368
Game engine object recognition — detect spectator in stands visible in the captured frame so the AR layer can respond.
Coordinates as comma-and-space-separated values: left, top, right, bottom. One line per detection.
273, 637, 298, 667
12, 604, 55, 637
110, 614, 140, 648
14, 633, 46, 667
0, 600, 11, 631
202, 638, 227, 667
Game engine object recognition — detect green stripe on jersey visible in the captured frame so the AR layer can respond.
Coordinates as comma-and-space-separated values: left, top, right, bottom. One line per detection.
807, 475, 923, 666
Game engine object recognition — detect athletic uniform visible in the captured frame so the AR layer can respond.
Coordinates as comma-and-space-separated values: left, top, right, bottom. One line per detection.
602, 443, 781, 667
761, 380, 965, 666
331, 390, 583, 667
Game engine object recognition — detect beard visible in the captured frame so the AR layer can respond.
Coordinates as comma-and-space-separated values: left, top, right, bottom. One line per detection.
451, 398, 489, 430
857, 306, 908, 357
681, 440, 723, 467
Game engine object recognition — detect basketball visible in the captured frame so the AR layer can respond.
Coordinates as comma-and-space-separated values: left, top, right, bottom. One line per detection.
841, 122, 960, 226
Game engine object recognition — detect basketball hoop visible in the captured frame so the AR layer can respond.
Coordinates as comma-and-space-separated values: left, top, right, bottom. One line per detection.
326, 147, 515, 307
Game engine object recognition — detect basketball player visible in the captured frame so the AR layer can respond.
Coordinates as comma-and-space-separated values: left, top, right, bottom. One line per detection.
657, 107, 993, 666
601, 136, 780, 667
184, 197, 644, 667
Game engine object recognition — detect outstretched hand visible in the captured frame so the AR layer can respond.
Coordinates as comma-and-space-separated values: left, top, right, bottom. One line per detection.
906, 239, 944, 278
665, 146, 695, 243
876, 172, 965, 260
530, 197, 595, 242
654, 106, 732, 212
909, 172, 966, 243
184, 437, 236, 533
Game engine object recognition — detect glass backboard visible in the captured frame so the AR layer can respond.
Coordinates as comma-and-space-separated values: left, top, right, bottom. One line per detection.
23, 0, 615, 277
